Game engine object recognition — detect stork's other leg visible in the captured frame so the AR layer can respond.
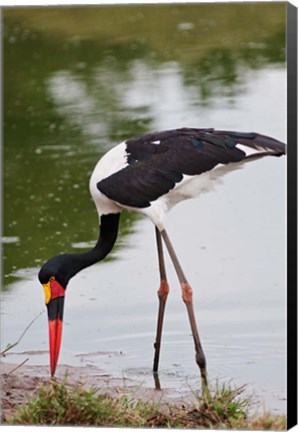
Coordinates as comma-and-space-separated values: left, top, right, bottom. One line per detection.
153, 227, 169, 378
160, 229, 208, 388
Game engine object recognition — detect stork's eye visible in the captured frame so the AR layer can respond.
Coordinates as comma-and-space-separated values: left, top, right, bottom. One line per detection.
42, 277, 65, 305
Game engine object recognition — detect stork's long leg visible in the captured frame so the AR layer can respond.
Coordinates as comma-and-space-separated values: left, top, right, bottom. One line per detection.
153, 227, 169, 376
160, 229, 208, 388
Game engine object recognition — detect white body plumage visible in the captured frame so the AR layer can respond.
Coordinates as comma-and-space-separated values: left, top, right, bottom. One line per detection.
89, 134, 277, 230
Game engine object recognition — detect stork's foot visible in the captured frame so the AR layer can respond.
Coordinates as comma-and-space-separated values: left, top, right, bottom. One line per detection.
153, 371, 162, 390
195, 344, 208, 388
198, 362, 208, 391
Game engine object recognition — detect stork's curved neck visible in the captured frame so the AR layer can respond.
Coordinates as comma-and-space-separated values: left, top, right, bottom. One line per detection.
39, 213, 121, 288
75, 213, 121, 268
51, 213, 121, 287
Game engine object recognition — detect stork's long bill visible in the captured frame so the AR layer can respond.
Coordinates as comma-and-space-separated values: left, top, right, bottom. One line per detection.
43, 277, 65, 376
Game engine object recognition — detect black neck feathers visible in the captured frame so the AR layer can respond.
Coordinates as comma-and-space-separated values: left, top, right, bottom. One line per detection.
38, 213, 121, 288
89, 212, 121, 262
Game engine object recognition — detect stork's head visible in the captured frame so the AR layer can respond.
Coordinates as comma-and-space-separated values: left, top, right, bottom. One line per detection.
38, 213, 121, 377
38, 255, 71, 377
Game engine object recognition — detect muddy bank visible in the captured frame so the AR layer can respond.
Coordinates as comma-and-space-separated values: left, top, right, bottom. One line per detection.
1, 361, 199, 423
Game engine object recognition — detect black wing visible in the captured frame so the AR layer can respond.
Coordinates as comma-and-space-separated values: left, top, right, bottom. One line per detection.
97, 128, 285, 208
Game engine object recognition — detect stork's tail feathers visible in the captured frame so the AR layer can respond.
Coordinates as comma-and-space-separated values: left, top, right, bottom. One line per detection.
221, 131, 286, 160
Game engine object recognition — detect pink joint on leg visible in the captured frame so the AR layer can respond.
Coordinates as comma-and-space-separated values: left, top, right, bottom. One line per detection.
158, 279, 169, 299
181, 282, 193, 304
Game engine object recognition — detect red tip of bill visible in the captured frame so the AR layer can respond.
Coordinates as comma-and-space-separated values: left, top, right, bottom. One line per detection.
48, 318, 63, 377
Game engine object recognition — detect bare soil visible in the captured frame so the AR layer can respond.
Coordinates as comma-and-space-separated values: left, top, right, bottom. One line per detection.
0, 361, 198, 423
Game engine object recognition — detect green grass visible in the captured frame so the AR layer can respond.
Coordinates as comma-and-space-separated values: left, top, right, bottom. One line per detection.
6, 378, 286, 429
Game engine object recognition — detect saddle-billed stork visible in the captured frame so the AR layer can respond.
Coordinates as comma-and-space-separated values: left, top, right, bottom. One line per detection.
38, 127, 285, 387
